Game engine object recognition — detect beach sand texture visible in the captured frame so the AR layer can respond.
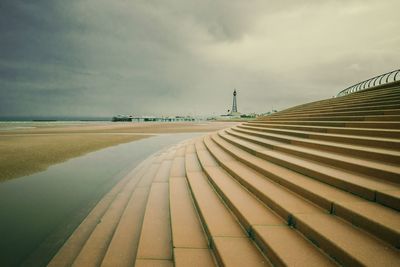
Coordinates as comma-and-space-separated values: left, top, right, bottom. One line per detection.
0, 134, 149, 182
0, 122, 236, 182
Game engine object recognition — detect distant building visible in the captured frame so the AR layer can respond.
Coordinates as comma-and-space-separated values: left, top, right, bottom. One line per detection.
227, 89, 241, 117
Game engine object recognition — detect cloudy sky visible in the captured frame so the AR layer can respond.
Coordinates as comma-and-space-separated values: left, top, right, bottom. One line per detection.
0, 0, 399, 118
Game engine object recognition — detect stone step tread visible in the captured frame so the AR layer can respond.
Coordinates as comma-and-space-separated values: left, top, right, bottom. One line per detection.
297, 95, 400, 107
294, 214, 400, 266
240, 124, 400, 144
100, 187, 149, 267
169, 177, 209, 249
253, 226, 337, 267
169, 156, 185, 177
333, 201, 400, 247
281, 108, 400, 118
209, 134, 400, 265
135, 182, 172, 260
197, 141, 337, 265
185, 146, 203, 172
271, 108, 400, 117
135, 259, 173, 267
250, 120, 400, 128
244, 122, 400, 136
208, 134, 400, 245
283, 95, 400, 110
377, 190, 400, 210
278, 102, 400, 115
213, 237, 271, 267
210, 133, 385, 208
48, 158, 152, 267
232, 127, 400, 158
137, 163, 163, 188
72, 192, 134, 267
282, 97, 400, 111
184, 149, 271, 265
229, 128, 400, 176
220, 132, 399, 196
196, 138, 236, 168
202, 165, 286, 228
153, 160, 173, 182
175, 146, 186, 157
72, 158, 152, 267
174, 248, 216, 267
262, 114, 400, 121
185, 169, 245, 238
204, 136, 324, 220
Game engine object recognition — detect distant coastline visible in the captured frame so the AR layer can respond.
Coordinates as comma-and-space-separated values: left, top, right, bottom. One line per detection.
0, 116, 111, 122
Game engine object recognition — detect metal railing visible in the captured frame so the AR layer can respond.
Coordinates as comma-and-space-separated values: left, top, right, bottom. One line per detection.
337, 69, 400, 97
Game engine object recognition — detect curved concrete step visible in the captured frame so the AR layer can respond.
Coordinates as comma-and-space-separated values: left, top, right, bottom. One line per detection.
169, 143, 217, 267
277, 86, 400, 114
276, 98, 400, 115
134, 182, 172, 265
99, 147, 175, 267
229, 127, 400, 182
278, 92, 400, 113
286, 103, 400, 114
213, 133, 400, 211
100, 186, 150, 267
286, 96, 400, 111
134, 147, 180, 266
249, 120, 400, 129
238, 124, 400, 151
268, 109, 400, 119
195, 138, 337, 266
47, 158, 153, 267
72, 151, 169, 267
184, 143, 270, 267
205, 135, 400, 248
237, 125, 400, 162
203, 135, 400, 266
262, 114, 400, 122
243, 122, 400, 139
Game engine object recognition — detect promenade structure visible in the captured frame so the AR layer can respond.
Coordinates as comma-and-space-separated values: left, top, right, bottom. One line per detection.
49, 79, 400, 266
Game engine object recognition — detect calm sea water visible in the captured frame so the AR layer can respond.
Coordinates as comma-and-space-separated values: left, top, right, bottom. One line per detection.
0, 121, 112, 131
0, 133, 202, 266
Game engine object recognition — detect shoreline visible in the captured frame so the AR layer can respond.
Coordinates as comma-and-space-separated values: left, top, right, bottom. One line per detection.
0, 134, 150, 182
0, 121, 238, 182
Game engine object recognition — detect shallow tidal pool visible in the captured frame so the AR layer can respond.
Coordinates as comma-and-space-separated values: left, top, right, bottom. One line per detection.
0, 133, 202, 266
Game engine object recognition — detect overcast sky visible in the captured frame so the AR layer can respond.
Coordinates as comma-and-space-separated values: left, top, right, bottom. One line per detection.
0, 0, 399, 117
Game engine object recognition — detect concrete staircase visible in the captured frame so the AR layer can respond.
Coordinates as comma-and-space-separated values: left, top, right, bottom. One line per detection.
49, 85, 400, 266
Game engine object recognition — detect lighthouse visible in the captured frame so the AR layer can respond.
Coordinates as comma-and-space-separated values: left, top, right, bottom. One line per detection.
231, 89, 238, 113
229, 89, 240, 116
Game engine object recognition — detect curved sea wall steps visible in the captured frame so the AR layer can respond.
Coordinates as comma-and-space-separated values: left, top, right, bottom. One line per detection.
240, 123, 400, 139
48, 84, 399, 266
47, 156, 154, 267
276, 85, 400, 115
208, 133, 399, 247
236, 124, 400, 151
48, 146, 177, 267
226, 127, 400, 181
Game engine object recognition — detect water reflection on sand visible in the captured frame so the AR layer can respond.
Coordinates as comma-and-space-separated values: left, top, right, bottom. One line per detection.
0, 133, 202, 266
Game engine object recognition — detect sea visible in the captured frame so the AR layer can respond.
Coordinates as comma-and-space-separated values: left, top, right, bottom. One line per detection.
0, 116, 113, 131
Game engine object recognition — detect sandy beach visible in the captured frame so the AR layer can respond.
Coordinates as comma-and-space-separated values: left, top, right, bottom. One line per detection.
0, 121, 237, 182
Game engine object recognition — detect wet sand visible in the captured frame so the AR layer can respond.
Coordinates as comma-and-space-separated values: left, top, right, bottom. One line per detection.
0, 122, 237, 182
0, 134, 149, 182
0, 121, 238, 134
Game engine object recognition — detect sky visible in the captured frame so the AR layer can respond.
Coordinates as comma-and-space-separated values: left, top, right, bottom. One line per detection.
0, 0, 399, 118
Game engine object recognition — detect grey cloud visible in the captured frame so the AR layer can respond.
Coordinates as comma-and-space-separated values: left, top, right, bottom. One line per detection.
0, 0, 399, 118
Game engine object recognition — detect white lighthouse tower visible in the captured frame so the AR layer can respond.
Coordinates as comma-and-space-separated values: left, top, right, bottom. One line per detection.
229, 89, 241, 116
